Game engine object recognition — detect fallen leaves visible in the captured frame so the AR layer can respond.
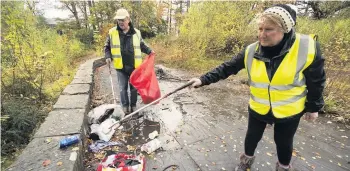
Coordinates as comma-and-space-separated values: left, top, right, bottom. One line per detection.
94, 152, 106, 160
45, 138, 52, 144
57, 161, 63, 166
42, 159, 51, 167
72, 147, 79, 151
127, 145, 136, 151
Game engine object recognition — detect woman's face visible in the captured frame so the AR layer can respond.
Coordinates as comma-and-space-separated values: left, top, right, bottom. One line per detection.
258, 19, 284, 47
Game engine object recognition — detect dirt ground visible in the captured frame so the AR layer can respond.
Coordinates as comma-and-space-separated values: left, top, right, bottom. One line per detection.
84, 64, 350, 171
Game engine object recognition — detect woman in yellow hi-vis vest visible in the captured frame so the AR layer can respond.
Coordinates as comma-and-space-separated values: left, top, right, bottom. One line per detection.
104, 9, 154, 114
189, 4, 325, 171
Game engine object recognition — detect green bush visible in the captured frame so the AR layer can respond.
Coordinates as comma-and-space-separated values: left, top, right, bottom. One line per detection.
1, 2, 89, 168
297, 17, 350, 114
1, 97, 47, 155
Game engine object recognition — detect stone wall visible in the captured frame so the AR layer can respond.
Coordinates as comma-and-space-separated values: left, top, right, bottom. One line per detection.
7, 58, 106, 171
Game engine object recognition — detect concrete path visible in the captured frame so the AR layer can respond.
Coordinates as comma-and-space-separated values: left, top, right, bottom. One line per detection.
87, 64, 350, 171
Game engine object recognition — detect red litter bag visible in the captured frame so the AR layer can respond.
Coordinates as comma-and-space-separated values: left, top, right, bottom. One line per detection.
130, 53, 161, 104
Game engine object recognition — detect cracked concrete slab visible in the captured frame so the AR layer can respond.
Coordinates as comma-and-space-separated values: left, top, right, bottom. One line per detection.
7, 134, 84, 171
53, 95, 89, 109
62, 84, 91, 95
71, 76, 93, 84
34, 109, 85, 138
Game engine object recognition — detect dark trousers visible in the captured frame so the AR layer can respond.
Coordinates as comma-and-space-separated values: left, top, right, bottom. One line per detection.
116, 70, 137, 107
244, 114, 300, 165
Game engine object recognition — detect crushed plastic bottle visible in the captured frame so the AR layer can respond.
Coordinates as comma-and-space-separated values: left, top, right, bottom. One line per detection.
141, 139, 162, 154
59, 135, 79, 149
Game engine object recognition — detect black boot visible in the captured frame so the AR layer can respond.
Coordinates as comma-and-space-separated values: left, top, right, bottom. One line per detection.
235, 153, 255, 171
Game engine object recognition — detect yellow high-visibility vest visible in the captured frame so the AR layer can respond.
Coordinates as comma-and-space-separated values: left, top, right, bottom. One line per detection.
244, 33, 316, 118
108, 27, 142, 69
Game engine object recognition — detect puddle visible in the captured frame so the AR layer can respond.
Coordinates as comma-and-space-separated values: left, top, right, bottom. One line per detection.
123, 118, 161, 146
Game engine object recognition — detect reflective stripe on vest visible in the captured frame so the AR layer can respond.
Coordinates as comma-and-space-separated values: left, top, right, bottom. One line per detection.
244, 33, 316, 118
109, 27, 142, 69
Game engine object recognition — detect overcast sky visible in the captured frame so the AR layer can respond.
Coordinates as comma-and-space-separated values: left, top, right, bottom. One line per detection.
37, 0, 70, 19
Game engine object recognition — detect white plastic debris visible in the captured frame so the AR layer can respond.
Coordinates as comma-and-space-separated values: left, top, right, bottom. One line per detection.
88, 104, 119, 124
148, 131, 159, 140
141, 139, 162, 154
69, 152, 77, 161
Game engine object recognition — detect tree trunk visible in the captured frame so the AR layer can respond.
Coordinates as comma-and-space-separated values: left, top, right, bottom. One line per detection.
179, 0, 183, 14
91, 0, 101, 29
186, 0, 190, 12
167, 0, 172, 35
87, 0, 96, 30
81, 1, 89, 29
63, 2, 81, 28
71, 2, 80, 28
304, 4, 309, 16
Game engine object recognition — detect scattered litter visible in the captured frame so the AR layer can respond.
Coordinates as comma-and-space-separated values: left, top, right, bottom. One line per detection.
97, 153, 145, 171
89, 118, 119, 141
338, 162, 342, 166
141, 139, 162, 154
89, 140, 123, 152
267, 162, 270, 165
162, 165, 179, 170
221, 167, 226, 170
88, 104, 121, 124
69, 152, 77, 161
59, 135, 79, 149
327, 121, 332, 124
149, 131, 159, 140
266, 152, 272, 157
341, 136, 348, 139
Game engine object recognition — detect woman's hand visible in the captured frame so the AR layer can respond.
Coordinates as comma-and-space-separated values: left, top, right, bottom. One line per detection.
188, 78, 202, 89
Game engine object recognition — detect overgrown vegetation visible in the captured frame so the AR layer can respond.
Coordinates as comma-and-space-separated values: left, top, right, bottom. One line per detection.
149, 1, 350, 121
1, 1, 90, 168
1, 1, 166, 169
297, 17, 350, 118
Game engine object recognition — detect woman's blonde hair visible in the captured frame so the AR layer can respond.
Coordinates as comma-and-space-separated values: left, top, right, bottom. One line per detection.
258, 13, 287, 33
